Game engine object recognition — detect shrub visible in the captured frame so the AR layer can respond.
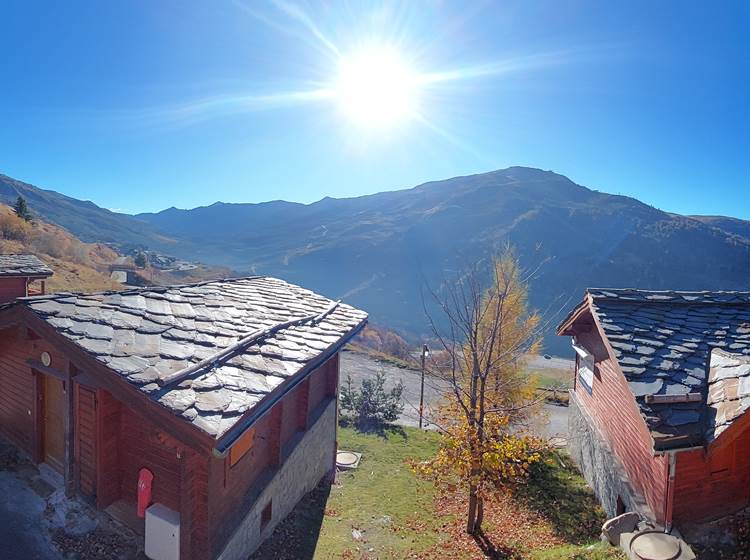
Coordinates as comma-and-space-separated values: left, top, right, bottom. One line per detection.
0, 212, 31, 241
340, 371, 404, 430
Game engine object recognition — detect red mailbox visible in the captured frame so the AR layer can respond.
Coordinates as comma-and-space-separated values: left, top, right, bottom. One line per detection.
137, 468, 154, 518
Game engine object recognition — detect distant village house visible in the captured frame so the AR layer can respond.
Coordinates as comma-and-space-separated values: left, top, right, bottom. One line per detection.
0, 254, 52, 302
0, 254, 367, 559
558, 289, 750, 531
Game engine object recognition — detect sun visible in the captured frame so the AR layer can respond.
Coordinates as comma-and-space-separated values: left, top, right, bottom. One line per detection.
334, 46, 420, 128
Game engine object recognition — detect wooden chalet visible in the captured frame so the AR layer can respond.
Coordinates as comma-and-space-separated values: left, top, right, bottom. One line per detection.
558, 289, 750, 532
0, 269, 367, 559
0, 254, 52, 302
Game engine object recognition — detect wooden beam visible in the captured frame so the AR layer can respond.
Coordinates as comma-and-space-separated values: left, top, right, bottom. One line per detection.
27, 359, 69, 382
645, 393, 702, 405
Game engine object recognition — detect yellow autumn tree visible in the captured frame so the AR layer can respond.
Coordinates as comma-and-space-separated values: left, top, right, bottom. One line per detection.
416, 250, 545, 535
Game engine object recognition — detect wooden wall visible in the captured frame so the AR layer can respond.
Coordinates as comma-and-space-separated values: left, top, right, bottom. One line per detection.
75, 385, 97, 498
0, 327, 35, 454
0, 278, 27, 304
207, 354, 339, 558
573, 326, 669, 523
118, 406, 183, 512
673, 422, 750, 522
96, 389, 121, 508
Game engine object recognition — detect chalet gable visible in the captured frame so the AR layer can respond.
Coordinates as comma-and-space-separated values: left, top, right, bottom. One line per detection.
3, 276, 367, 446
558, 288, 750, 450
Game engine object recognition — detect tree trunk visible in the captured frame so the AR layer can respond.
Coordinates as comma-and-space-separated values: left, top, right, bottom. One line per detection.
476, 495, 484, 532
466, 484, 478, 534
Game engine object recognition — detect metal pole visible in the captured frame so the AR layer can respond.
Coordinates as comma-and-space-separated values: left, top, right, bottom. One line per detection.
419, 344, 427, 429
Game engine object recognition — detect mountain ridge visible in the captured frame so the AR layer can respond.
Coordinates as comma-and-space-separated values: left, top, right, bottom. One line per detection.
2, 167, 749, 355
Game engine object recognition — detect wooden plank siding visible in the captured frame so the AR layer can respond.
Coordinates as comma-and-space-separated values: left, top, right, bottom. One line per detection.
0, 328, 36, 454
0, 277, 28, 304
206, 355, 339, 558
672, 426, 750, 522
118, 406, 183, 512
96, 389, 121, 509
75, 385, 97, 499
573, 327, 669, 523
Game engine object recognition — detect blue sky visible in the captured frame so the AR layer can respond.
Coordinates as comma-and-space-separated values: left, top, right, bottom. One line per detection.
1, 1, 748, 217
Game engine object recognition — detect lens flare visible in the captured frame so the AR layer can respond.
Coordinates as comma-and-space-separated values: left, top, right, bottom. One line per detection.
334, 46, 419, 129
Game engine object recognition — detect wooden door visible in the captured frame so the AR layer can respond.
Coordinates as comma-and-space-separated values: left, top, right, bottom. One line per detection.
43, 376, 65, 473
76, 385, 97, 499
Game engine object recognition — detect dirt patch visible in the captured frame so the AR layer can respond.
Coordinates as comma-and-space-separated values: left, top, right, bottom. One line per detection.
52, 527, 143, 560
688, 509, 750, 559
0, 441, 26, 471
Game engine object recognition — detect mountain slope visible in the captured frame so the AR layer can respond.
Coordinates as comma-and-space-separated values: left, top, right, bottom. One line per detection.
4, 168, 749, 355
689, 215, 750, 241
0, 174, 171, 247
134, 167, 750, 354
0, 204, 120, 292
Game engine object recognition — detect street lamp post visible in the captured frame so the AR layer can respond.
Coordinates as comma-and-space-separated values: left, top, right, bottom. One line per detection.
419, 344, 429, 429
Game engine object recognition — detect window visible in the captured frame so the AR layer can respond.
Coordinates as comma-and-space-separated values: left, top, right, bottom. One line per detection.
260, 500, 272, 531
229, 427, 255, 467
572, 338, 594, 395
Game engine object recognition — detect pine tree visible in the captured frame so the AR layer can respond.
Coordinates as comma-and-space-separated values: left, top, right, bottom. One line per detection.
14, 196, 32, 222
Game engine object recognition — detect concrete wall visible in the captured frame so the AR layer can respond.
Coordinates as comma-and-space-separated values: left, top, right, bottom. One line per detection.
217, 398, 336, 560
568, 390, 653, 522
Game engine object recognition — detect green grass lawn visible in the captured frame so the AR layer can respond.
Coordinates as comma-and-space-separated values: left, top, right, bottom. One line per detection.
252, 426, 445, 559
252, 426, 625, 560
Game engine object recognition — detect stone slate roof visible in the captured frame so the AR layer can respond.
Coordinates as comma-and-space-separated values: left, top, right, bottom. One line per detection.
585, 289, 750, 449
707, 349, 750, 442
21, 277, 367, 439
0, 254, 53, 277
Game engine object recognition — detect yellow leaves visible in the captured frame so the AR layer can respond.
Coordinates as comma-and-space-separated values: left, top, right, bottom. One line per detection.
412, 414, 547, 497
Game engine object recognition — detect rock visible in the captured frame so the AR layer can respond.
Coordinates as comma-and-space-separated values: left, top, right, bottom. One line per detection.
602, 512, 641, 545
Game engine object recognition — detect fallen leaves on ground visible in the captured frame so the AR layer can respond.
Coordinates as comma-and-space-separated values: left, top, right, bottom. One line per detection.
414, 487, 567, 559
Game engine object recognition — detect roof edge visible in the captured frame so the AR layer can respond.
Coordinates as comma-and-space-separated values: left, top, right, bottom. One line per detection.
213, 315, 368, 456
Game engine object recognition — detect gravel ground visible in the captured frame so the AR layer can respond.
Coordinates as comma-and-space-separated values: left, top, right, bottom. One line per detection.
0, 442, 143, 560
340, 350, 569, 441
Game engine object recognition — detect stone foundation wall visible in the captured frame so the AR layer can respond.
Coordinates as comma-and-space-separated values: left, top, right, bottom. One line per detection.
567, 390, 653, 521
217, 399, 336, 560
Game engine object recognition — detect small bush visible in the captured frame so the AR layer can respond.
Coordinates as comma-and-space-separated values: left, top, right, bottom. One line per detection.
340, 371, 404, 430
0, 212, 31, 241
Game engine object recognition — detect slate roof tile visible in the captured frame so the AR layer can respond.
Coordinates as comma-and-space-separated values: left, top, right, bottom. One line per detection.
578, 288, 750, 449
21, 276, 367, 440
0, 254, 53, 277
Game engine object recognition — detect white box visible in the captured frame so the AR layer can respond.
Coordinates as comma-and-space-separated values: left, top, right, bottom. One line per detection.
145, 503, 180, 560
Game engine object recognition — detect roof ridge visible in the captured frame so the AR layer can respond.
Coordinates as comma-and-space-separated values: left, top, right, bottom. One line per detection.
587, 287, 750, 305
157, 299, 341, 387
18, 275, 268, 302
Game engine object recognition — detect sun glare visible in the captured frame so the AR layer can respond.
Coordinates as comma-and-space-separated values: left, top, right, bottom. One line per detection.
334, 46, 419, 129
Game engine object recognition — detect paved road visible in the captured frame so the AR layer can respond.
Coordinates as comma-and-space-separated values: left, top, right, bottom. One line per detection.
340, 350, 569, 440
527, 354, 574, 371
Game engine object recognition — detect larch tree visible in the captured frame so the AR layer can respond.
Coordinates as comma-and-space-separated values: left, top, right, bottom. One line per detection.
415, 250, 547, 535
